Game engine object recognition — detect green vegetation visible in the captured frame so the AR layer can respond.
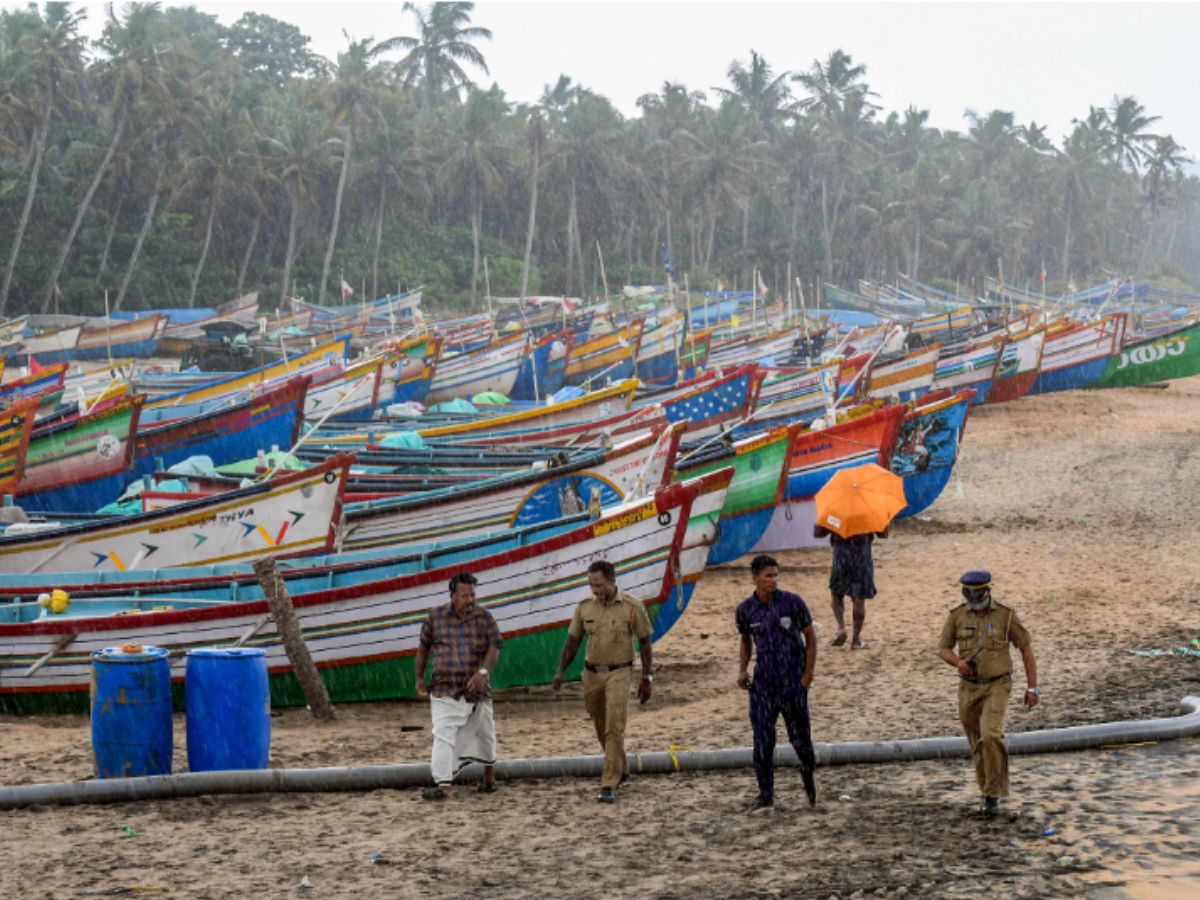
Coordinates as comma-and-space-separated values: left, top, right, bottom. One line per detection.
1, 2, 1196, 317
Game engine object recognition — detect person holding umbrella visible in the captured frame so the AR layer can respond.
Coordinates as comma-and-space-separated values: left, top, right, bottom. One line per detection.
813, 463, 907, 650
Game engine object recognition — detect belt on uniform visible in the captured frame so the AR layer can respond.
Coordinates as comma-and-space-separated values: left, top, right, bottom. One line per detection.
961, 670, 1011, 685
585, 660, 633, 673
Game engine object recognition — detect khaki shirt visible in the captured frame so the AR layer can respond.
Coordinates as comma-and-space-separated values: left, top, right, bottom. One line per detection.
568, 590, 652, 666
939, 600, 1031, 681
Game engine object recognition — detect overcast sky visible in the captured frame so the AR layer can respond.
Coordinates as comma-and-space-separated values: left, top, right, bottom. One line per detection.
39, 1, 1200, 159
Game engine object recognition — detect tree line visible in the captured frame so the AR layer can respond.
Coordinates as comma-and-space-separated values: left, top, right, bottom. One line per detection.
1, 1, 1196, 319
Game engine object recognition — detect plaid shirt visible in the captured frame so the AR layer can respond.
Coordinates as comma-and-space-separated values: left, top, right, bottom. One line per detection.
419, 603, 503, 698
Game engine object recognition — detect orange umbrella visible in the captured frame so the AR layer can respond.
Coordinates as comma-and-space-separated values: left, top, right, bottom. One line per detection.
814, 462, 907, 538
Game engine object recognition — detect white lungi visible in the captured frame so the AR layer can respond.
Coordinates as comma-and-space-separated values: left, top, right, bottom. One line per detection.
430, 695, 497, 786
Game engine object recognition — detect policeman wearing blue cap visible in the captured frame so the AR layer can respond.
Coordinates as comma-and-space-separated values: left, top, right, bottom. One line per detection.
937, 570, 1039, 816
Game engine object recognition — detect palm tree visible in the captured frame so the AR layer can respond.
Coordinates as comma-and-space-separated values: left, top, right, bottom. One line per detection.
520, 106, 546, 297
389, 2, 491, 111
306, 36, 393, 305
262, 103, 337, 308
713, 50, 790, 141
1103, 95, 1160, 173
41, 1, 172, 312
170, 98, 265, 307
1137, 135, 1189, 271
436, 86, 510, 304
0, 2, 86, 314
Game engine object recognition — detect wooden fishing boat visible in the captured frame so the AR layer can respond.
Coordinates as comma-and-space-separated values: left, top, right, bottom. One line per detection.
563, 318, 644, 387
745, 361, 840, 431
1090, 321, 1200, 389
751, 404, 905, 552
0, 397, 39, 495
0, 316, 27, 360
0, 363, 67, 407
0, 471, 707, 713
14, 325, 81, 366
16, 396, 144, 514
447, 403, 670, 450
157, 293, 261, 355
891, 389, 974, 518
132, 376, 310, 481
679, 327, 714, 380
930, 335, 1003, 404
74, 314, 169, 360
425, 331, 526, 404
635, 313, 683, 387
674, 422, 799, 567
866, 344, 940, 403
0, 452, 350, 576
987, 326, 1047, 404
652, 363, 765, 440
339, 425, 683, 550
1028, 313, 1126, 395
509, 329, 571, 402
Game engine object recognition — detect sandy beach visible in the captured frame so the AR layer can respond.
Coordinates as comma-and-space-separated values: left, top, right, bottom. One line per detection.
2, 377, 1199, 899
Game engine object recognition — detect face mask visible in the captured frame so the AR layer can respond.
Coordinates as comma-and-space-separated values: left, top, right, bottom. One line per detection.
963, 588, 990, 612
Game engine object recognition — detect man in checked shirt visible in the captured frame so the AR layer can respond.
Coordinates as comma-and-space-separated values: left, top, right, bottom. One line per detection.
415, 571, 503, 799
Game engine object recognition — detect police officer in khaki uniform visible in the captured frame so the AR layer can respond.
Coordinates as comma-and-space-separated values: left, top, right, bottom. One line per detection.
938, 570, 1039, 815
553, 559, 653, 803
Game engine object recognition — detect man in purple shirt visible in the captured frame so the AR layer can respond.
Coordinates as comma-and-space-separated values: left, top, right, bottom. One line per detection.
736, 554, 817, 813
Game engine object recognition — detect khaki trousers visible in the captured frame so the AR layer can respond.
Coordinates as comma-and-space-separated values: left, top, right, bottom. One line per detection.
958, 679, 1012, 798
582, 666, 633, 789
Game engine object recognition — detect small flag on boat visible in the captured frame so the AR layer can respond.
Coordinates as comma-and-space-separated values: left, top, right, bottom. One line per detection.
757, 271, 768, 299
341, 279, 354, 299
562, 296, 576, 313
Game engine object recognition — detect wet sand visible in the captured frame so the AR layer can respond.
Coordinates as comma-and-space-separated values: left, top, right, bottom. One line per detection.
2, 377, 1200, 898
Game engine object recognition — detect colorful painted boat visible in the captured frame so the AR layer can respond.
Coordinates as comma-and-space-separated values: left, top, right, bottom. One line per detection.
866, 344, 941, 403
339, 424, 683, 550
891, 390, 974, 518
680, 327, 713, 380
74, 314, 169, 360
636, 314, 683, 387
1090, 321, 1200, 389
448, 403, 670, 450
653, 364, 764, 440
0, 453, 350, 575
1028, 314, 1127, 395
426, 332, 526, 404
744, 361, 839, 431
563, 318, 644, 387
16, 396, 144, 513
0, 472, 704, 713
132, 376, 309, 481
14, 325, 81, 366
0, 397, 39, 495
157, 293, 261, 355
751, 404, 905, 553
930, 336, 1002, 404
988, 326, 1047, 404
510, 329, 571, 401
674, 422, 798, 566
0, 363, 67, 407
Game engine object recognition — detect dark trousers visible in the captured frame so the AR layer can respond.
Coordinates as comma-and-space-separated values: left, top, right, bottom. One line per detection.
750, 684, 814, 802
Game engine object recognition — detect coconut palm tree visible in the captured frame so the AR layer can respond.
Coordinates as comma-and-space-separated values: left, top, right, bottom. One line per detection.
436, 86, 510, 304
1103, 95, 1160, 174
713, 50, 790, 141
389, 2, 491, 111
306, 36, 393, 305
520, 106, 546, 297
41, 1, 172, 312
0, 2, 86, 314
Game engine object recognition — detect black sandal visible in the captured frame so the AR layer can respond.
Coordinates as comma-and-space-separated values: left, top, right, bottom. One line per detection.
421, 787, 448, 801
477, 781, 498, 793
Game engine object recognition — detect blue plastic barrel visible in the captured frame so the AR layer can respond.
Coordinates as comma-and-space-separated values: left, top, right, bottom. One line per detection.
91, 645, 174, 779
185, 648, 271, 772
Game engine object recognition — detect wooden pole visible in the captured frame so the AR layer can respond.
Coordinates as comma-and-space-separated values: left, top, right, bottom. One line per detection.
252, 556, 336, 720
596, 240, 610, 303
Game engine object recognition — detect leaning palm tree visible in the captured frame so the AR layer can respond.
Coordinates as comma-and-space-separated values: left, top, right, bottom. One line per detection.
305, 36, 393, 305
41, 1, 172, 312
0, 2, 86, 314
436, 86, 510, 304
1103, 95, 1161, 174
520, 106, 547, 297
388, 2, 491, 111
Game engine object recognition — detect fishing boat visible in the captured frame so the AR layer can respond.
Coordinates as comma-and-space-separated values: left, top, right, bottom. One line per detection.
891, 390, 974, 518
563, 318, 644, 387
1028, 313, 1127, 395
0, 472, 710, 713
157, 293, 261, 355
866, 344, 941, 403
930, 336, 1003, 404
425, 331, 526, 404
510, 329, 571, 401
14, 325, 81, 366
0, 452, 351, 576
16, 396, 144, 514
635, 313, 684, 387
0, 363, 67, 407
987, 326, 1047, 404
0, 397, 38, 495
1090, 321, 1200, 389
74, 314, 169, 360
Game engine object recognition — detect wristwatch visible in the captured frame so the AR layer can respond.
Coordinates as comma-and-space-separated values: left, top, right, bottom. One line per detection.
643, 673, 653, 682
478, 667, 489, 677
1026, 687, 1039, 696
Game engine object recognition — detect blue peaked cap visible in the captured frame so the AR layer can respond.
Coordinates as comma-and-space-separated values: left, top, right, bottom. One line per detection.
959, 570, 992, 588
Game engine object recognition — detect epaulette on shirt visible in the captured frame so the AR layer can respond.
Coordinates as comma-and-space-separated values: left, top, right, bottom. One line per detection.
991, 600, 1013, 612
950, 602, 967, 612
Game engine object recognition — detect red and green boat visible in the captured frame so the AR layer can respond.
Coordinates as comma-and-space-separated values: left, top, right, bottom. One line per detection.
1090, 321, 1200, 389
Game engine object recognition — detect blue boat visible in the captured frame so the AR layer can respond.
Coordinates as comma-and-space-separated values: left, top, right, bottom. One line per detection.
892, 390, 973, 518
510, 330, 569, 401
